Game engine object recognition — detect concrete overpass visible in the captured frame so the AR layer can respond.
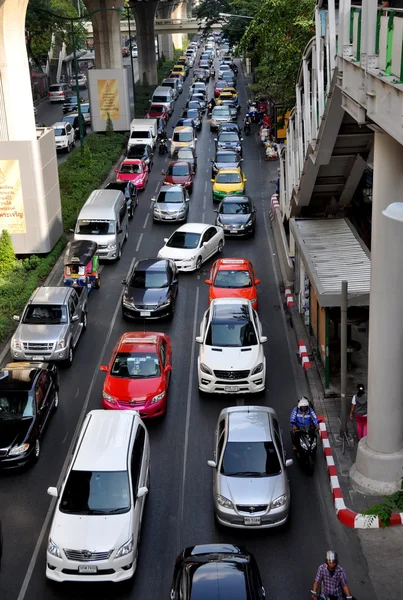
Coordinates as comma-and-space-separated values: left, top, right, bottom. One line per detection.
85, 17, 220, 36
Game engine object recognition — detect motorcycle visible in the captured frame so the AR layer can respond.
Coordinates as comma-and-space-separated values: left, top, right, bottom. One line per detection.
210, 67, 216, 78
243, 121, 251, 135
310, 591, 354, 600
207, 101, 214, 117
158, 138, 168, 155
293, 425, 318, 472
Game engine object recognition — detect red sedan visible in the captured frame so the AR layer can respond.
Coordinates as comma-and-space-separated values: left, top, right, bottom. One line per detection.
146, 103, 169, 123
100, 332, 172, 418
205, 258, 261, 310
214, 80, 228, 97
162, 161, 194, 193
115, 159, 149, 190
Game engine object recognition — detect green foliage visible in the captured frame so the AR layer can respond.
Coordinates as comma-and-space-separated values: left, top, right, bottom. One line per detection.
0, 230, 16, 277
106, 113, 114, 136
364, 481, 403, 527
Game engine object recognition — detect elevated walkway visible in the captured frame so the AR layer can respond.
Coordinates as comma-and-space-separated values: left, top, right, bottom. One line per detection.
85, 18, 219, 36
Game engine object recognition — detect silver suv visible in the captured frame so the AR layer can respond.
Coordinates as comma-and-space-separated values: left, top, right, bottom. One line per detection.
48, 83, 72, 103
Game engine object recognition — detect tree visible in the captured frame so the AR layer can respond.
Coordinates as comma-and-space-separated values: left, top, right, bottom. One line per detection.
0, 230, 16, 277
194, 0, 230, 37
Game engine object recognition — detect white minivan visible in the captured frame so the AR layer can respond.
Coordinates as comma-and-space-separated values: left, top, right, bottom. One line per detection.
46, 410, 150, 583
74, 189, 129, 260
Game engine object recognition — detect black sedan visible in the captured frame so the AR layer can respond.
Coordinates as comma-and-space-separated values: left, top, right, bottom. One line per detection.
215, 131, 243, 155
181, 107, 202, 130
62, 96, 84, 114
126, 142, 154, 170
193, 68, 210, 83
0, 362, 59, 468
121, 258, 178, 320
170, 544, 265, 600
215, 195, 257, 237
218, 122, 242, 136
211, 149, 242, 177
171, 147, 197, 173
105, 181, 138, 219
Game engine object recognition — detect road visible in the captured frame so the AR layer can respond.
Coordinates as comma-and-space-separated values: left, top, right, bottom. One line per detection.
0, 56, 377, 600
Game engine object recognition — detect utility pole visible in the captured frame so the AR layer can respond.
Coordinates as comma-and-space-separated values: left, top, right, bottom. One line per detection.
126, 9, 136, 117
340, 280, 348, 435
71, 19, 84, 148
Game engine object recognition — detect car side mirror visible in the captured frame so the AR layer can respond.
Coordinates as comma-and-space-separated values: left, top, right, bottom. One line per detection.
121, 279, 127, 285
100, 365, 108, 372
69, 228, 75, 233
165, 365, 172, 373
137, 486, 148, 498
255, 279, 261, 285
71, 314, 79, 322
260, 336, 268, 343
285, 459, 293, 468
117, 228, 123, 234
214, 138, 217, 141
214, 209, 219, 213
207, 460, 217, 468
13, 315, 20, 321
241, 138, 244, 141
161, 170, 166, 175
210, 179, 215, 183
195, 336, 203, 344
168, 138, 172, 141
114, 169, 118, 172
164, 237, 168, 243
47, 486, 58, 498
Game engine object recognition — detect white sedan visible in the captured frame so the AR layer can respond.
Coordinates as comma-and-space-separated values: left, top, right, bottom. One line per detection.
157, 223, 225, 272
196, 298, 267, 394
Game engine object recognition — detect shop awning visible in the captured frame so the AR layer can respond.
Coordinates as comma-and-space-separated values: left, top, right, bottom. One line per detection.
290, 218, 371, 307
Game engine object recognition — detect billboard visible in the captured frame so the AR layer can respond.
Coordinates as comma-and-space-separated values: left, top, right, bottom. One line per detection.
0, 160, 26, 234
98, 79, 120, 120
88, 68, 131, 132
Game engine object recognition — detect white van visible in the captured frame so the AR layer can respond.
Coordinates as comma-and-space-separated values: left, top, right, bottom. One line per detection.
127, 118, 158, 151
46, 410, 150, 583
151, 86, 175, 115
74, 189, 129, 261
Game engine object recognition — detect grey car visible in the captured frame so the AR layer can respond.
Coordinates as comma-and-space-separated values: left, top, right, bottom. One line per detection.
211, 150, 242, 177
210, 106, 232, 131
207, 406, 293, 529
152, 185, 189, 223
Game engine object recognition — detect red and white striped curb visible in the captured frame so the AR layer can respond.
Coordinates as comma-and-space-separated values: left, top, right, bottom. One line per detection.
285, 287, 295, 308
297, 339, 312, 370
269, 194, 279, 221
319, 419, 403, 528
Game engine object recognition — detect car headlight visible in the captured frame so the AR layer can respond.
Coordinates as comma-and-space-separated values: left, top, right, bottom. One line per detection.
108, 243, 117, 250
102, 391, 117, 404
249, 297, 257, 305
115, 536, 133, 558
200, 363, 212, 375
55, 339, 66, 350
8, 443, 30, 456
123, 295, 134, 307
251, 363, 263, 375
151, 391, 165, 405
271, 494, 287, 509
187, 255, 198, 261
48, 538, 62, 559
217, 494, 234, 509
12, 339, 21, 350
157, 299, 170, 308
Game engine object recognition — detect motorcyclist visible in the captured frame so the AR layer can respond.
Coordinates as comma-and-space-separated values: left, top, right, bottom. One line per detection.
290, 396, 319, 448
311, 551, 352, 600
243, 114, 251, 133
158, 130, 168, 154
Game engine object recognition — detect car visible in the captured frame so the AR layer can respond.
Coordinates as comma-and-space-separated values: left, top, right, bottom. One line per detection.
187, 100, 202, 113
61, 113, 87, 140
218, 122, 241, 136
175, 117, 196, 130
126, 143, 154, 170
131, 44, 138, 58
152, 185, 189, 223
211, 168, 247, 202
220, 100, 238, 120
52, 122, 75, 153
188, 93, 206, 111
101, 332, 172, 416
76, 74, 87, 89
158, 223, 225, 272
189, 82, 207, 96
171, 64, 186, 79
196, 298, 267, 395
211, 149, 242, 177
161, 78, 180, 100
207, 406, 293, 527
215, 195, 257, 237
0, 362, 59, 468
48, 83, 72, 103
80, 102, 91, 126
169, 126, 197, 155
181, 108, 202, 130
105, 181, 138, 219
217, 91, 237, 106
199, 59, 210, 71
161, 161, 194, 193
62, 96, 84, 114
170, 544, 265, 600
218, 64, 232, 78
168, 72, 185, 90
215, 130, 243, 154
222, 71, 236, 87
171, 147, 197, 173
176, 56, 190, 74
205, 258, 260, 310
214, 80, 228, 97
146, 103, 169, 124
115, 159, 149, 190
210, 106, 232, 131
193, 68, 210, 83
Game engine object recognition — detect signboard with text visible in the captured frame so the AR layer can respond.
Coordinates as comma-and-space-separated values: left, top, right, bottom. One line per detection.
0, 159, 26, 234
98, 79, 120, 120
88, 68, 131, 132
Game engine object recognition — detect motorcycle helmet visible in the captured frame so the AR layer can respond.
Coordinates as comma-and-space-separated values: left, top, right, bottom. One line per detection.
325, 550, 338, 564
298, 396, 310, 408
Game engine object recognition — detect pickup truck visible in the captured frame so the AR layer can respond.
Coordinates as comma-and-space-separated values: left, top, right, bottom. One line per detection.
11, 287, 88, 367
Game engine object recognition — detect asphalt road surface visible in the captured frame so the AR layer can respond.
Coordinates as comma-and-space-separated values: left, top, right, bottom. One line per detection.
0, 57, 377, 600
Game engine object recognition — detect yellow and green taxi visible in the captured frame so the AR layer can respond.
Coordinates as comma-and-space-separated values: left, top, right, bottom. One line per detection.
211, 168, 247, 202
217, 91, 236, 105
171, 64, 187, 79
176, 56, 190, 74
222, 86, 238, 97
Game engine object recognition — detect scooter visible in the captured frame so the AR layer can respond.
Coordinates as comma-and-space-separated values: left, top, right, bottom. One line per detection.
158, 138, 168, 155
207, 101, 214, 118
293, 425, 318, 472
243, 121, 251, 136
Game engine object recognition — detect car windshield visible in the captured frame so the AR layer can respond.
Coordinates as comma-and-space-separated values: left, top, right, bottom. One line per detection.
216, 172, 241, 184
65, 97, 78, 104
221, 201, 250, 214
157, 191, 184, 204
219, 133, 239, 142
188, 102, 201, 110
62, 117, 75, 125
187, 110, 198, 119
222, 102, 236, 109
111, 352, 161, 378
49, 85, 64, 92
60, 470, 130, 515
120, 163, 142, 174
150, 105, 165, 113
213, 270, 252, 288
81, 105, 90, 114
130, 270, 169, 288
206, 309, 257, 347
177, 149, 193, 160
216, 153, 237, 163
221, 441, 281, 477
212, 107, 230, 116
53, 128, 66, 136
152, 96, 168, 103
23, 305, 68, 325
173, 131, 193, 142
167, 231, 200, 249
0, 392, 33, 420
167, 164, 190, 176
130, 131, 149, 140
76, 219, 115, 235
126, 145, 146, 159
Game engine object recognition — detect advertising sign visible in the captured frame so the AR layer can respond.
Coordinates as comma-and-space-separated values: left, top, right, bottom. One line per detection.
97, 79, 120, 120
0, 159, 26, 234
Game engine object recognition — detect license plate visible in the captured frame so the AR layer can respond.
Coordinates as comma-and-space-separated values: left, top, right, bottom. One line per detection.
164, 216, 175, 220
78, 565, 98, 574
244, 516, 261, 525
224, 385, 239, 392
140, 311, 151, 317
32, 356, 45, 361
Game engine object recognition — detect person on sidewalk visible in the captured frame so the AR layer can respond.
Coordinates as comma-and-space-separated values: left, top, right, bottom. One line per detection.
290, 397, 319, 449
350, 383, 368, 440
312, 551, 352, 600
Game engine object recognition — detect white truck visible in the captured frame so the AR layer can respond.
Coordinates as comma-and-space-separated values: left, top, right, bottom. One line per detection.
127, 118, 157, 151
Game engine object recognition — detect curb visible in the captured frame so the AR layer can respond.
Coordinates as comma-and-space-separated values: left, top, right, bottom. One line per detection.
319, 420, 403, 528
297, 339, 312, 371
269, 193, 279, 221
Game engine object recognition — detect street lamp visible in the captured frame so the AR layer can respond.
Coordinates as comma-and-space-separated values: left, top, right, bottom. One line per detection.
121, 7, 136, 116
382, 202, 403, 222
218, 12, 254, 20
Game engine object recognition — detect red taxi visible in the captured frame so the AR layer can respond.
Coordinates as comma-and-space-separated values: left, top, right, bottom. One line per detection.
100, 332, 172, 418
115, 159, 149, 190
162, 161, 194, 193
205, 258, 260, 310
147, 103, 169, 123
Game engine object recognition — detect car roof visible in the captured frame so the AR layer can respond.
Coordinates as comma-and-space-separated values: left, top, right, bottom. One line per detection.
168, 161, 190, 168
175, 222, 210, 234
31, 287, 70, 304
216, 168, 241, 174
135, 259, 171, 271
173, 126, 193, 133
226, 406, 275, 443
160, 185, 184, 193
121, 159, 142, 164
191, 561, 248, 600
0, 365, 40, 389
52, 122, 68, 129
116, 332, 160, 354
215, 258, 252, 271
73, 410, 139, 472
222, 195, 250, 202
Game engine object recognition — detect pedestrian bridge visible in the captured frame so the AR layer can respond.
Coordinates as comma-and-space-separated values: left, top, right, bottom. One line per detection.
85, 18, 220, 36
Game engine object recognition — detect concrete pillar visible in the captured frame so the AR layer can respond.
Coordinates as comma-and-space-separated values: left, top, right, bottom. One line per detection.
157, 2, 174, 62
350, 131, 403, 494
84, 0, 123, 70
130, 0, 158, 85
172, 1, 186, 52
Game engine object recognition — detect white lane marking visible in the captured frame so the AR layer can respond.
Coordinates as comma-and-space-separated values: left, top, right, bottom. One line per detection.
136, 233, 143, 251
16, 256, 137, 600
178, 286, 200, 545
203, 195, 207, 209
150, 200, 154, 209
202, 212, 205, 223
204, 181, 207, 192
143, 214, 150, 229
154, 181, 161, 194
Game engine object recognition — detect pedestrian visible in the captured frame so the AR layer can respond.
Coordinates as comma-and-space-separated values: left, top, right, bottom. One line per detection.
312, 551, 353, 600
350, 383, 368, 440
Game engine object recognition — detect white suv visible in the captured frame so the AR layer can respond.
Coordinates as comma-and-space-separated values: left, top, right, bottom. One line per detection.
196, 298, 267, 394
46, 410, 150, 583
52, 122, 75, 153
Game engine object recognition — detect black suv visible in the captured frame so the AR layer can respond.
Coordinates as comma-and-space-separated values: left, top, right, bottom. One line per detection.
62, 96, 84, 114
170, 544, 265, 600
0, 362, 59, 468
